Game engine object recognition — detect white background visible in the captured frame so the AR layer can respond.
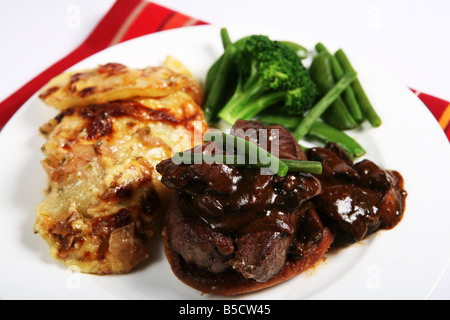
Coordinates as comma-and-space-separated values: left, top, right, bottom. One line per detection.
0, 0, 449, 299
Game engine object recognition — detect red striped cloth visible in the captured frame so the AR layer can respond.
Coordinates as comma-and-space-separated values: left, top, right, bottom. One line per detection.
0, 0, 449, 143
411, 90, 450, 141
0, 0, 206, 130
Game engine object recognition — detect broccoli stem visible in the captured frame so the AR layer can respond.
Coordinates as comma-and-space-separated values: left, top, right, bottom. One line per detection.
335, 49, 382, 127
235, 91, 286, 121
217, 84, 262, 124
294, 71, 357, 141
218, 72, 271, 124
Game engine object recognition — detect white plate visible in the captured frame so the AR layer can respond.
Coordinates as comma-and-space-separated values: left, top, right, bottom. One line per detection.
1, 25, 449, 300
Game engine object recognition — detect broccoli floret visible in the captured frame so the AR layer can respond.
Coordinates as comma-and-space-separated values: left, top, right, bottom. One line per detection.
217, 35, 317, 125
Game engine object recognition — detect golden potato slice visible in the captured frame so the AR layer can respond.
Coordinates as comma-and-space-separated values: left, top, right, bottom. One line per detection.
38, 58, 203, 110
35, 94, 208, 274
35, 57, 208, 274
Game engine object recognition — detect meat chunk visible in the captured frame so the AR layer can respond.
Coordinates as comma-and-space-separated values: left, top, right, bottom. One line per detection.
165, 196, 234, 274
233, 231, 291, 282
157, 120, 323, 282
289, 206, 325, 258
231, 119, 307, 161
307, 143, 407, 241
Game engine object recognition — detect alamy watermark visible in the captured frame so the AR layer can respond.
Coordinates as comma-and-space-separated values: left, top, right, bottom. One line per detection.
66, 4, 81, 30
66, 264, 82, 290
366, 264, 382, 290
173, 122, 281, 175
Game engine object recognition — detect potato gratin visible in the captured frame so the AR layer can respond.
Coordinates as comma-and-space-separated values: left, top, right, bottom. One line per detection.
34, 57, 208, 274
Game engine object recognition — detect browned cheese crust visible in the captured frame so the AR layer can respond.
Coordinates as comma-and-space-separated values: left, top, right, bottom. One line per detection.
34, 58, 208, 274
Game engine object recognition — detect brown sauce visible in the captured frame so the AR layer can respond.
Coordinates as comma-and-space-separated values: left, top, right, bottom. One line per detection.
156, 120, 407, 282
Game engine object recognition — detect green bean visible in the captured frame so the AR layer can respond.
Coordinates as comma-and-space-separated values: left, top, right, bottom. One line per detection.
204, 28, 235, 98
204, 54, 223, 97
203, 43, 239, 123
294, 71, 358, 141
172, 153, 322, 175
335, 49, 382, 127
309, 121, 366, 158
258, 113, 366, 158
315, 43, 363, 124
203, 131, 289, 177
220, 27, 232, 49
281, 159, 322, 174
258, 113, 299, 131
172, 153, 243, 165
309, 52, 357, 130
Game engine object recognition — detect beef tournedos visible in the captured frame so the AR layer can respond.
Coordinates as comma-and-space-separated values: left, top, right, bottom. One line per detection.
157, 120, 323, 283
156, 119, 406, 290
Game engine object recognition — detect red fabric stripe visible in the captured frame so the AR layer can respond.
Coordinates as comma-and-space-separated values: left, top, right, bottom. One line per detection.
120, 3, 175, 42
119, 2, 207, 43
411, 89, 450, 142
417, 93, 449, 121
0, 0, 209, 130
160, 12, 203, 31
82, 0, 144, 50
0, 0, 143, 129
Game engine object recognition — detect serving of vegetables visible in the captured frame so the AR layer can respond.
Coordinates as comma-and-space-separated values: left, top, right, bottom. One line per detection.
203, 28, 381, 160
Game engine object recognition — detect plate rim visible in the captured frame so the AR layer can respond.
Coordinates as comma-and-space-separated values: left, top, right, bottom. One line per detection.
1, 24, 450, 300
